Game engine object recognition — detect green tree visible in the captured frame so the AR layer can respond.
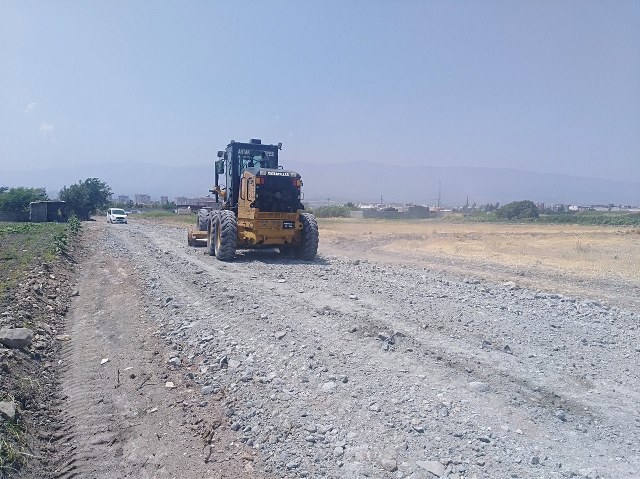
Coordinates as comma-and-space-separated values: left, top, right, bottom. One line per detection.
495, 200, 539, 220
0, 187, 48, 221
59, 178, 112, 220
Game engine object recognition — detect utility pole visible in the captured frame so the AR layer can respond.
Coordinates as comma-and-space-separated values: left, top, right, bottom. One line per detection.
437, 181, 441, 209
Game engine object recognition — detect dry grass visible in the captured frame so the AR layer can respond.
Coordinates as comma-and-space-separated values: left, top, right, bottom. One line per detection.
318, 219, 640, 284
142, 213, 640, 285
140, 214, 639, 305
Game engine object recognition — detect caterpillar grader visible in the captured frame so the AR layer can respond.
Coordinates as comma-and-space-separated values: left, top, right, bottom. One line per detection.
187, 139, 319, 261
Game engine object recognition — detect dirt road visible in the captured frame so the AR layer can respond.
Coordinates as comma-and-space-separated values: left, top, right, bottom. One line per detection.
51, 224, 266, 478
53, 220, 639, 479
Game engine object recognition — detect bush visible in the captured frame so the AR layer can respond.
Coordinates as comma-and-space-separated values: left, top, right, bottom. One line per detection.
0, 187, 48, 221
311, 205, 353, 218
52, 230, 68, 255
495, 200, 539, 220
68, 215, 82, 236
539, 212, 640, 226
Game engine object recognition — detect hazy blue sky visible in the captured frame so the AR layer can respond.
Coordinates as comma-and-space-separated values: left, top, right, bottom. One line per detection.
1, 1, 639, 182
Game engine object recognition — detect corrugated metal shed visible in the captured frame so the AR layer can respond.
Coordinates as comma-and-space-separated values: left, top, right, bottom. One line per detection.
29, 201, 68, 223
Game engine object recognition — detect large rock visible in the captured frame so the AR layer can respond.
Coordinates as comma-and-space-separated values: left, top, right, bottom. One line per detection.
416, 460, 446, 477
0, 400, 16, 421
0, 328, 34, 349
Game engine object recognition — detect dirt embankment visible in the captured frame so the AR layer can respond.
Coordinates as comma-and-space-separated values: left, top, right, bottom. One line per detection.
3, 219, 640, 479
1, 246, 75, 477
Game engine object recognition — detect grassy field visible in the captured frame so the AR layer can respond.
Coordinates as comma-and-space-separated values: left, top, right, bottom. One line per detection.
455, 211, 640, 226
0, 222, 68, 295
136, 211, 195, 224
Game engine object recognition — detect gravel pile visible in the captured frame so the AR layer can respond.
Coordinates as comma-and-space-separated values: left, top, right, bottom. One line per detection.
100, 221, 640, 479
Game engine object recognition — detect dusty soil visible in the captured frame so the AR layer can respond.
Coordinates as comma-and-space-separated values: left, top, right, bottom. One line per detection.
48, 224, 269, 478
5, 218, 640, 478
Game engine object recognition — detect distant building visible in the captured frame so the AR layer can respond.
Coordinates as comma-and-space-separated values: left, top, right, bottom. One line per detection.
160, 196, 169, 205
135, 194, 151, 205
568, 205, 589, 212
175, 196, 217, 208
117, 195, 130, 204
591, 204, 609, 211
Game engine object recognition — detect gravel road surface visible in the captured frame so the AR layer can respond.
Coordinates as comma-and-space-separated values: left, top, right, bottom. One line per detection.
57, 220, 640, 479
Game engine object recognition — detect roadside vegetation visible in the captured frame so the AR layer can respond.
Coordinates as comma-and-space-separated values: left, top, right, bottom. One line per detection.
137, 210, 176, 218
1, 178, 113, 224
0, 187, 48, 222
536, 210, 640, 226
135, 210, 194, 226
308, 204, 354, 218
0, 421, 27, 475
0, 216, 81, 474
59, 178, 112, 220
0, 223, 66, 295
458, 201, 640, 226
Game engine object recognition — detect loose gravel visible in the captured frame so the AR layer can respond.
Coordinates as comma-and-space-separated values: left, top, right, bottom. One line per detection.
100, 220, 639, 479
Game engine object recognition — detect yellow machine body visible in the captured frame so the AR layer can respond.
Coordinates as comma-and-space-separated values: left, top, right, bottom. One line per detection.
236, 170, 303, 248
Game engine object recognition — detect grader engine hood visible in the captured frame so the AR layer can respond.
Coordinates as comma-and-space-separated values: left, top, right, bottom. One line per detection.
245, 168, 303, 213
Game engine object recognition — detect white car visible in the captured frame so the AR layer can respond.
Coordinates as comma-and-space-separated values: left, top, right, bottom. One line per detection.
107, 208, 128, 224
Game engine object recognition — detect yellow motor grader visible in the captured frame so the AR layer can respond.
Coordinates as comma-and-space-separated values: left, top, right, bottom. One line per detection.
187, 139, 318, 261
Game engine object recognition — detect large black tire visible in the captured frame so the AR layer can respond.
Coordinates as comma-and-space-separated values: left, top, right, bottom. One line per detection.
295, 213, 319, 260
215, 210, 237, 262
207, 212, 218, 256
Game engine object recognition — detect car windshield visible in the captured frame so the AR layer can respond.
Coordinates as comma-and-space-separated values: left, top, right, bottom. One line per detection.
111, 209, 126, 215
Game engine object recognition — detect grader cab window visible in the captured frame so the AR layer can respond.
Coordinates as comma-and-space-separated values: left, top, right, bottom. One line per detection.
240, 151, 269, 170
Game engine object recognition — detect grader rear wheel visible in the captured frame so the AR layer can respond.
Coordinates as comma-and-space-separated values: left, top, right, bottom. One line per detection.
207, 212, 218, 256
295, 213, 319, 260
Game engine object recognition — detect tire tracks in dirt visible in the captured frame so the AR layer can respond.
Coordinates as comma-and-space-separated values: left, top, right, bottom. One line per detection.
51, 223, 269, 479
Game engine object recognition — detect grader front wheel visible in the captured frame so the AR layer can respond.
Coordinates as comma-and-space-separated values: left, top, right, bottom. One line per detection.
215, 210, 237, 262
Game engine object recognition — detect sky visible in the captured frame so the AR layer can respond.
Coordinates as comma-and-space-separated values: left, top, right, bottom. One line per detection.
1, 0, 639, 184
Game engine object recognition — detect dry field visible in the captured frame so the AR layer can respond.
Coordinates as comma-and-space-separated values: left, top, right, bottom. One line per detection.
319, 219, 640, 308
141, 213, 640, 308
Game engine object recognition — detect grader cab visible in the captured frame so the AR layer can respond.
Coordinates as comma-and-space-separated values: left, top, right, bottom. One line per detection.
187, 139, 318, 261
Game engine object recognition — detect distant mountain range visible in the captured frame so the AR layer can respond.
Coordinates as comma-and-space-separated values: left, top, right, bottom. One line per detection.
1, 161, 638, 207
